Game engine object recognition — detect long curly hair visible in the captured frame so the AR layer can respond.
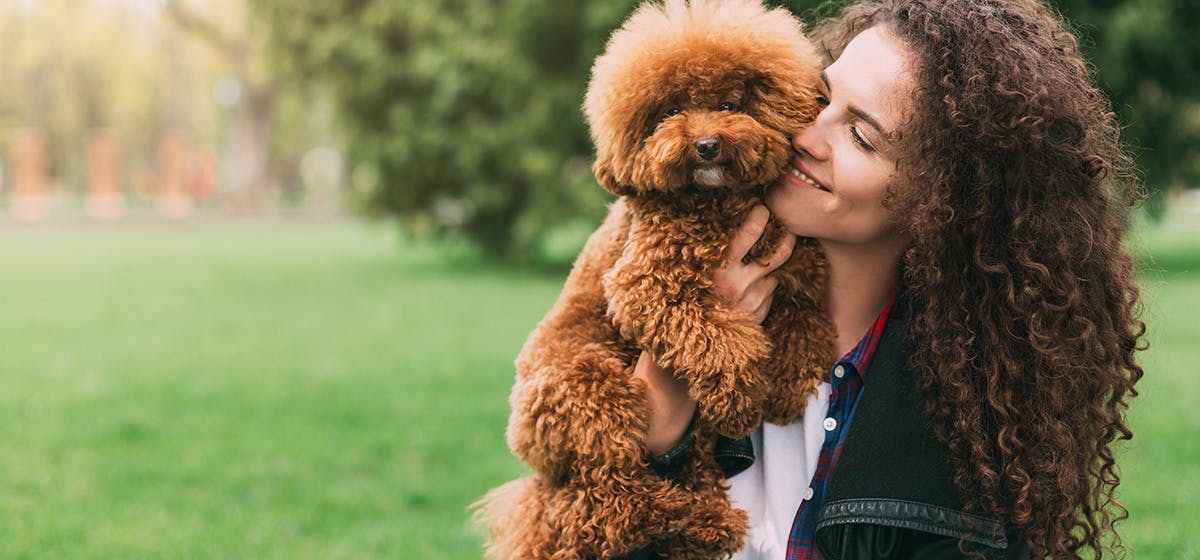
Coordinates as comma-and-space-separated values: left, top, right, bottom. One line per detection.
816, 1, 1147, 557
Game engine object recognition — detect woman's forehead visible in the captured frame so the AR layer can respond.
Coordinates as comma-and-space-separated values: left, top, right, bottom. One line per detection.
826, 26, 916, 131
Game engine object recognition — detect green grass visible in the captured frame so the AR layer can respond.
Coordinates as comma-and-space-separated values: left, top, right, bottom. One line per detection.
0, 214, 1194, 558
1119, 211, 1200, 558
0, 223, 557, 559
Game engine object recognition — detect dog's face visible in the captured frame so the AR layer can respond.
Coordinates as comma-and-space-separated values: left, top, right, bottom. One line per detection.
585, 0, 823, 196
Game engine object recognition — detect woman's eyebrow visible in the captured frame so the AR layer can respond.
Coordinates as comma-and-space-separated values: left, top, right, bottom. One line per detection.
820, 70, 894, 140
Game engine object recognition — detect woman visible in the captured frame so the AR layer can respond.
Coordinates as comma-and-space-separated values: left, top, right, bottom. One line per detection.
638, 0, 1145, 558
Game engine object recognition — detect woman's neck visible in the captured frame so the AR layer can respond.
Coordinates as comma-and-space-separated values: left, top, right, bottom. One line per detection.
821, 239, 907, 357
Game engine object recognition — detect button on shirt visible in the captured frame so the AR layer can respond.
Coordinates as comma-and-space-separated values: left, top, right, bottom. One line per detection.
784, 291, 898, 560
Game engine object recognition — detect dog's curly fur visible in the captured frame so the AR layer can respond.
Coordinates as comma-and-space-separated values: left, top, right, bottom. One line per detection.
477, 1, 831, 558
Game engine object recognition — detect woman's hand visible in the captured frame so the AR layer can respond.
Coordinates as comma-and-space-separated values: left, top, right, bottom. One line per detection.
636, 352, 695, 455
713, 204, 794, 324
637, 204, 791, 455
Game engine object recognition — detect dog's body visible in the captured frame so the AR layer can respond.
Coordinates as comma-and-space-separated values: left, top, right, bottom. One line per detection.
478, 1, 832, 557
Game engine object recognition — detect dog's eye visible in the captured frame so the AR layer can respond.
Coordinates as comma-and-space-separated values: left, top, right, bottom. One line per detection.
664, 107, 682, 117
718, 102, 737, 112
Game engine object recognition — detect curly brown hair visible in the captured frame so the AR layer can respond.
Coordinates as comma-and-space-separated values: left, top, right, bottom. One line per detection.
815, 1, 1147, 558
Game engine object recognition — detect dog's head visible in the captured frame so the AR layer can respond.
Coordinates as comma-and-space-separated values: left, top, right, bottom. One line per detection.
584, 0, 822, 196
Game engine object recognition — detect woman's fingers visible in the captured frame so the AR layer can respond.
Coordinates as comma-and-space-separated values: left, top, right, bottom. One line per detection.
713, 205, 793, 325
714, 205, 769, 305
758, 232, 796, 271
745, 274, 779, 314
752, 290, 776, 324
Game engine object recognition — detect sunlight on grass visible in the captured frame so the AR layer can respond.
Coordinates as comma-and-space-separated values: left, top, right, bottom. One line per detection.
0, 223, 556, 559
1120, 208, 1200, 558
0, 215, 1194, 558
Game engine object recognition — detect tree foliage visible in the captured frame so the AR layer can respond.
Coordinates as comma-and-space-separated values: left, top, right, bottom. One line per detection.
0, 0, 194, 189
253, 1, 627, 259
0, 0, 328, 208
254, 0, 1197, 258
1055, 0, 1200, 211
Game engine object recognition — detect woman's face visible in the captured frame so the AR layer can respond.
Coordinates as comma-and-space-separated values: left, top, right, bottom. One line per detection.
765, 26, 916, 251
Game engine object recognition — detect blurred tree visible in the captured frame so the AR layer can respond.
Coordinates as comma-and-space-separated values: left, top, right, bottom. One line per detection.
254, 0, 1194, 258
1055, 0, 1200, 213
164, 0, 279, 212
0, 0, 170, 192
0, 0, 330, 214
252, 1, 626, 259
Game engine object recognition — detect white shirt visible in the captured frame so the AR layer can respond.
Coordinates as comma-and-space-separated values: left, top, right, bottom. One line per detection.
726, 382, 832, 559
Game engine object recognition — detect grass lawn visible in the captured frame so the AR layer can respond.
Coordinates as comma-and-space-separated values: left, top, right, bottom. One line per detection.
0, 213, 1194, 558
1120, 210, 1200, 558
0, 222, 558, 559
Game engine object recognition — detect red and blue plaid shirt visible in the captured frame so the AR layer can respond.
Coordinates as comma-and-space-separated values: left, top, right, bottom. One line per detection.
785, 290, 899, 560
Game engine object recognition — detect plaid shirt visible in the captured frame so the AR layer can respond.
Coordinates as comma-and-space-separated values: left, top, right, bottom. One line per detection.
785, 290, 899, 559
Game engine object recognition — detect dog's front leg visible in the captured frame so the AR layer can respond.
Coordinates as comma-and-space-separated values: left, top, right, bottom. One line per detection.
604, 216, 772, 438
760, 241, 834, 425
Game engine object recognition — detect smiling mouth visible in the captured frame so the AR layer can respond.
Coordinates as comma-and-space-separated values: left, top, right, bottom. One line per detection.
785, 164, 830, 192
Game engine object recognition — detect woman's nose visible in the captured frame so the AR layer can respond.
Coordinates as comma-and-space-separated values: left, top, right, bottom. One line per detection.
793, 117, 830, 161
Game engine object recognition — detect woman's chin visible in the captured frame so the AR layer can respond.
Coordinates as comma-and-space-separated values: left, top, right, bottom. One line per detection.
764, 182, 805, 222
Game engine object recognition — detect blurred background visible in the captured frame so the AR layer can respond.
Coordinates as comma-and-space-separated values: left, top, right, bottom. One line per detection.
0, 0, 1195, 558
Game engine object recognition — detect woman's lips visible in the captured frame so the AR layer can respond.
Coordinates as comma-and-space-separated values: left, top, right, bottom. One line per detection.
784, 163, 830, 192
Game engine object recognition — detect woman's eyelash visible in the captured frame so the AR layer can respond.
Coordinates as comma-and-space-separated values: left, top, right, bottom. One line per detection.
812, 90, 875, 152
851, 126, 875, 152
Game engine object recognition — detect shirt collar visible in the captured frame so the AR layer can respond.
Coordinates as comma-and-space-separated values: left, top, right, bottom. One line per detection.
837, 286, 900, 381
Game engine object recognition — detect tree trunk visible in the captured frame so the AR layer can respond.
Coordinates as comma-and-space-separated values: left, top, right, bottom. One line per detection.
223, 85, 275, 214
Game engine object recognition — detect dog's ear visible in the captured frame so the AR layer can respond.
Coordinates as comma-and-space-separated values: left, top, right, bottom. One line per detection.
749, 75, 822, 134
593, 154, 635, 196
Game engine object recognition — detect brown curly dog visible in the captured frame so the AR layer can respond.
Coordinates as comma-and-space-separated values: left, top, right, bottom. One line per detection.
477, 1, 831, 558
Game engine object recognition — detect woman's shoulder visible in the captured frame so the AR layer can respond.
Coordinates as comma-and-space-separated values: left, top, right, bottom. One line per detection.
816, 304, 1023, 558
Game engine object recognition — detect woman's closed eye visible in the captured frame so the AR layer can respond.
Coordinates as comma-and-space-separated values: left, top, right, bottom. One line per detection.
850, 126, 876, 152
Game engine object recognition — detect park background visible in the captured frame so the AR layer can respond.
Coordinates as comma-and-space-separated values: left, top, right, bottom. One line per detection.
0, 0, 1195, 557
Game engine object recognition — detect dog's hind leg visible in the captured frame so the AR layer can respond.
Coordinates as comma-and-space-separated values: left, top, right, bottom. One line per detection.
644, 430, 749, 559
507, 200, 648, 479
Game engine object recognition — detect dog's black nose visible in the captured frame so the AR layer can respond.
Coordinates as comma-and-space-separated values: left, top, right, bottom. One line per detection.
696, 137, 720, 161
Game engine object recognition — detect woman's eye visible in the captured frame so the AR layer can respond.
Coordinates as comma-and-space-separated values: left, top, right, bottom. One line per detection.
717, 102, 736, 111
665, 107, 682, 117
850, 126, 876, 152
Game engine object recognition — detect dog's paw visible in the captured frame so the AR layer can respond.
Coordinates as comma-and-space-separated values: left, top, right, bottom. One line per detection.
662, 308, 772, 375
655, 498, 749, 559
762, 363, 822, 425
689, 366, 769, 439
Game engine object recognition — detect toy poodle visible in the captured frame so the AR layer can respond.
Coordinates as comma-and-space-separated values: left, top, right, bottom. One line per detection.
477, 1, 831, 557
